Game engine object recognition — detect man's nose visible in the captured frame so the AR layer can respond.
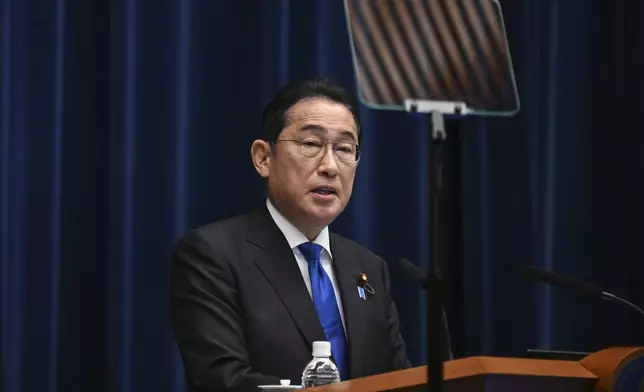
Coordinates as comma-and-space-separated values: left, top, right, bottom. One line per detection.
317, 145, 339, 176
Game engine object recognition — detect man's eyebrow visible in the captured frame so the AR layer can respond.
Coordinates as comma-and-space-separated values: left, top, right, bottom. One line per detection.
299, 124, 326, 133
299, 124, 357, 141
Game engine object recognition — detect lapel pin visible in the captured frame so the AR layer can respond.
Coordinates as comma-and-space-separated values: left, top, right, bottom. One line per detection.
356, 272, 375, 299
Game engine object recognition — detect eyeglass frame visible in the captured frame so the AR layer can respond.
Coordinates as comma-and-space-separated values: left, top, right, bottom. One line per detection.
270, 137, 362, 164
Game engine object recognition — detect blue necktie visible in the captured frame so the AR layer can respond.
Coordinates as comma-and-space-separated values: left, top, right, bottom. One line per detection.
298, 242, 348, 380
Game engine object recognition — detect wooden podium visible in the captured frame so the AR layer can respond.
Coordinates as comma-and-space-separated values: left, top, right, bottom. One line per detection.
308, 347, 644, 392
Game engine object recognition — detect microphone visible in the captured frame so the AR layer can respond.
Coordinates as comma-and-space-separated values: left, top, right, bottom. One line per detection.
520, 264, 644, 316
395, 258, 454, 360
396, 258, 447, 392
397, 257, 429, 290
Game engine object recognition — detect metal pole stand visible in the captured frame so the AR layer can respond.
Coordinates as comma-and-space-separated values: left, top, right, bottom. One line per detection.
405, 99, 466, 392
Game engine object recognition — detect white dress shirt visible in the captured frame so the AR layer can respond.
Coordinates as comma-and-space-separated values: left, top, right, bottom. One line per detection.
266, 198, 347, 334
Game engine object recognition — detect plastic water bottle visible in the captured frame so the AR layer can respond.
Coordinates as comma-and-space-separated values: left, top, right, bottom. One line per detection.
301, 341, 341, 387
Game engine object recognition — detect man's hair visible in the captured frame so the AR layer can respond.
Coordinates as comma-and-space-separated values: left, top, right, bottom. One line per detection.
260, 78, 362, 144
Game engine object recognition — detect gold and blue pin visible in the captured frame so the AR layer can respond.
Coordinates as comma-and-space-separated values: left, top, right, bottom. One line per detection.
356, 273, 375, 300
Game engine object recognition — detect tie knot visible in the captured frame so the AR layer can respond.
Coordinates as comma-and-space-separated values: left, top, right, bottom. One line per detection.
298, 242, 323, 263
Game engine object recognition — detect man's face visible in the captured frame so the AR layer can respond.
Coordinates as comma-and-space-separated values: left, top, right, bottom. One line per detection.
252, 98, 360, 236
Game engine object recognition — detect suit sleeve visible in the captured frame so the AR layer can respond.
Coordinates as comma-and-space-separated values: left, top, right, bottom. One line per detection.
168, 230, 280, 392
380, 257, 413, 370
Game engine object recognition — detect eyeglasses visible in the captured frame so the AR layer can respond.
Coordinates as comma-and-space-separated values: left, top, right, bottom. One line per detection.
273, 137, 361, 163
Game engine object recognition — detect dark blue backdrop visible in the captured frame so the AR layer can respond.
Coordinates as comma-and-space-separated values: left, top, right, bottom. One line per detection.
1, 1, 643, 391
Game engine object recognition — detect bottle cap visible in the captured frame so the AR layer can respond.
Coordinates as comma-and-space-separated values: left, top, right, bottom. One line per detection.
312, 341, 331, 357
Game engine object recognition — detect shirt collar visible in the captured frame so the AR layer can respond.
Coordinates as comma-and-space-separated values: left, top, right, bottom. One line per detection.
266, 198, 332, 258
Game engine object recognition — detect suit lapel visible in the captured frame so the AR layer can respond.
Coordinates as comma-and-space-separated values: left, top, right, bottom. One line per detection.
246, 206, 327, 351
330, 235, 367, 379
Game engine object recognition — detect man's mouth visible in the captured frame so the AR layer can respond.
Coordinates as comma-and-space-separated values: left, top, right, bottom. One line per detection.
311, 187, 337, 196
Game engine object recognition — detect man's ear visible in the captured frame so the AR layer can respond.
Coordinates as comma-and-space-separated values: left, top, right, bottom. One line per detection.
250, 139, 272, 178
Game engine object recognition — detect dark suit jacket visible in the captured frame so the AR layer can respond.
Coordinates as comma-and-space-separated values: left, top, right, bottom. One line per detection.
169, 204, 412, 392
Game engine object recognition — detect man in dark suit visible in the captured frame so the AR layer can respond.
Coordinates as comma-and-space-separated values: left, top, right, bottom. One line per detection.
169, 78, 412, 392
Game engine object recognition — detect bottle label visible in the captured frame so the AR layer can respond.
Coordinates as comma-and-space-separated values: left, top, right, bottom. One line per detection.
303, 375, 337, 387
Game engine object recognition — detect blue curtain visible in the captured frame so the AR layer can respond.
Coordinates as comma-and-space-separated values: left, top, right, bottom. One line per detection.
1, 1, 643, 391
458, 0, 644, 357
1, 0, 110, 391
